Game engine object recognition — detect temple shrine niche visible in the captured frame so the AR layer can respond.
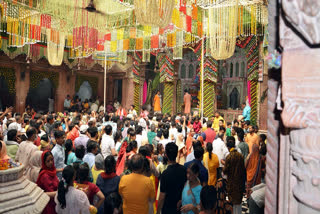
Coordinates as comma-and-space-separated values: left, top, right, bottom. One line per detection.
218, 47, 247, 110
178, 51, 199, 110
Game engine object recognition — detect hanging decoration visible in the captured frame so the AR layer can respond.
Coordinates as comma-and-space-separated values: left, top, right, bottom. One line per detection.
46, 29, 65, 66
207, 0, 239, 60
249, 79, 258, 125
203, 81, 215, 118
157, 51, 174, 83
134, 0, 175, 27
163, 82, 174, 114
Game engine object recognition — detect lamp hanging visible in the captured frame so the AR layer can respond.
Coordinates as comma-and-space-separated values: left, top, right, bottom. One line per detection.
134, 0, 175, 27
207, 0, 239, 60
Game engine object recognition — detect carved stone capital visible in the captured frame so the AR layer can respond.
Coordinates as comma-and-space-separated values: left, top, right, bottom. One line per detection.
282, 0, 320, 45
290, 129, 320, 213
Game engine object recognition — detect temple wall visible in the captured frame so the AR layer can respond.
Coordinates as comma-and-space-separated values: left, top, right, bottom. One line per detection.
0, 54, 105, 113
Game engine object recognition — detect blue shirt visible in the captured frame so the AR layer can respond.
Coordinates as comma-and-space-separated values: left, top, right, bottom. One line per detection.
52, 144, 66, 180
83, 153, 96, 169
243, 105, 251, 121
67, 152, 77, 165
184, 159, 208, 185
182, 182, 202, 214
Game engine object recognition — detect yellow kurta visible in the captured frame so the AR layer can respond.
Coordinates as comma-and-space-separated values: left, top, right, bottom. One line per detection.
212, 116, 224, 132
203, 152, 220, 186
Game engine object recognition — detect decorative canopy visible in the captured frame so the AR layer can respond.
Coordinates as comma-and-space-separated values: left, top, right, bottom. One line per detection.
0, 0, 268, 65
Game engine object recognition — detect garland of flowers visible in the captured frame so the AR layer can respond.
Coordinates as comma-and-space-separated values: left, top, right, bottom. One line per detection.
30, 70, 59, 90
249, 79, 258, 125
75, 75, 98, 97
176, 79, 182, 113
132, 51, 142, 83
157, 51, 174, 83
134, 83, 140, 113
0, 67, 16, 94
163, 82, 173, 114
203, 81, 215, 118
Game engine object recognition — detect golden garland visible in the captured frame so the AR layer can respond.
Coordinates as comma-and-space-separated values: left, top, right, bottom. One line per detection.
207, 0, 239, 60
46, 29, 65, 66
134, 0, 175, 27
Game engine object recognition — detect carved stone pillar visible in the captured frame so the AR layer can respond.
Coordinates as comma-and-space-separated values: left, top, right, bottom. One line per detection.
278, 0, 320, 213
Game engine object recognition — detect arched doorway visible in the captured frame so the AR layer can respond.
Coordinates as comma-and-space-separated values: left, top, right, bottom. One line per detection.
0, 76, 14, 111
76, 81, 93, 102
26, 78, 54, 113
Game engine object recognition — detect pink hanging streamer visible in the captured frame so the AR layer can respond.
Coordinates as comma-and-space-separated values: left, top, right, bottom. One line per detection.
143, 81, 147, 105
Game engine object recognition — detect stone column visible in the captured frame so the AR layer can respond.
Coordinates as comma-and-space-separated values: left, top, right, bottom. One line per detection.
265, 0, 280, 213
275, 0, 320, 213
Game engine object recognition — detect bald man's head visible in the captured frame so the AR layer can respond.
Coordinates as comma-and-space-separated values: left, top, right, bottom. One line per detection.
130, 154, 144, 173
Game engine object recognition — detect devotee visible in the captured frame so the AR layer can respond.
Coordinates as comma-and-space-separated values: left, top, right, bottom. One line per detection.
245, 124, 260, 154
96, 155, 120, 213
246, 144, 264, 198
223, 136, 246, 214
147, 124, 157, 145
211, 133, 229, 179
153, 90, 162, 114
116, 104, 127, 119
193, 116, 202, 134
87, 127, 99, 142
186, 141, 202, 163
25, 150, 42, 183
91, 154, 105, 184
248, 172, 265, 214
176, 133, 187, 165
15, 127, 39, 171
74, 125, 90, 151
199, 185, 217, 214
202, 121, 216, 146
128, 105, 137, 119
106, 101, 114, 114
74, 163, 105, 208
5, 129, 19, 159
113, 99, 120, 111
64, 95, 71, 112
159, 129, 170, 149
212, 112, 224, 132
83, 140, 99, 168
90, 100, 99, 113
55, 166, 91, 214
101, 125, 117, 158
119, 154, 155, 214
0, 141, 10, 161
51, 130, 66, 180
36, 150, 59, 214
181, 163, 202, 214
104, 192, 123, 214
237, 128, 249, 161
135, 125, 143, 148
184, 146, 208, 186
203, 142, 219, 186
226, 122, 232, 137
157, 143, 187, 214
184, 89, 192, 115
65, 139, 76, 165
242, 102, 251, 122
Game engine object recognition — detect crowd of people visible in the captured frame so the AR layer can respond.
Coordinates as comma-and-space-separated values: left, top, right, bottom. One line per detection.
0, 99, 267, 214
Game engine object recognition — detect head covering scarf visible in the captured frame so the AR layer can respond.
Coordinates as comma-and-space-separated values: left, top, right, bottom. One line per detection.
25, 151, 42, 183
36, 150, 57, 185
95, 154, 104, 170
0, 141, 10, 160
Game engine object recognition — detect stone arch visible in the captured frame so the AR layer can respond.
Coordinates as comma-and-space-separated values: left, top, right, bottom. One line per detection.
26, 78, 54, 112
